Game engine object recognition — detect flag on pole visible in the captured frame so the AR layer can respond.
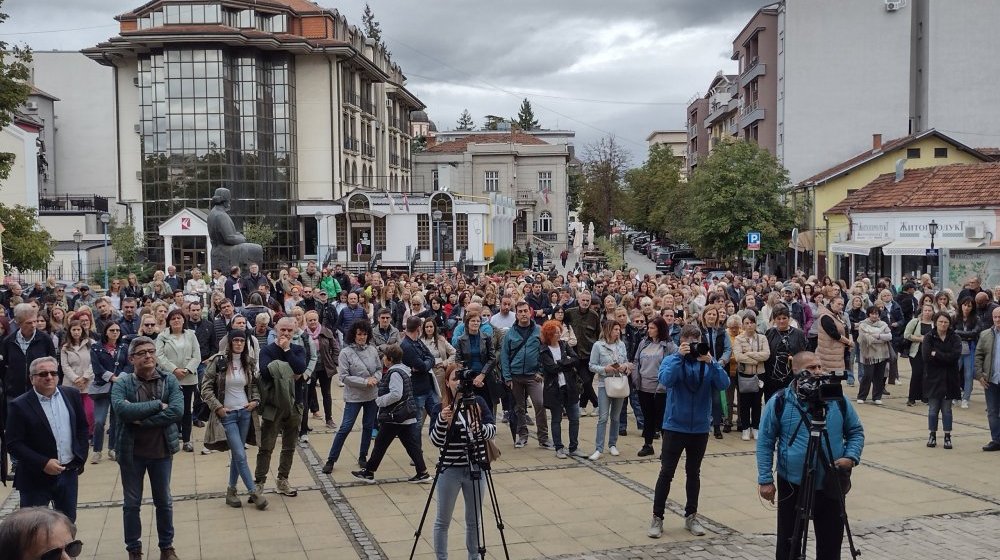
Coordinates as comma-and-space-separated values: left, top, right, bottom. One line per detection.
385, 188, 398, 214
402, 191, 410, 212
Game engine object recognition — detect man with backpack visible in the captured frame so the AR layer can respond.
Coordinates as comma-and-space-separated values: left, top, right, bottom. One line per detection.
756, 351, 865, 560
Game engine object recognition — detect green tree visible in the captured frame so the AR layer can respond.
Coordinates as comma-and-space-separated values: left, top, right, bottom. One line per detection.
243, 219, 275, 247
623, 144, 683, 237
684, 140, 793, 259
567, 167, 584, 211
456, 109, 474, 130
362, 3, 381, 42
109, 217, 145, 264
513, 98, 539, 131
0, 204, 53, 271
578, 135, 630, 237
0, 0, 33, 181
482, 115, 506, 131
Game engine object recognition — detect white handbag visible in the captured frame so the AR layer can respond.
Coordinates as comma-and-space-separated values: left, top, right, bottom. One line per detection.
605, 374, 630, 399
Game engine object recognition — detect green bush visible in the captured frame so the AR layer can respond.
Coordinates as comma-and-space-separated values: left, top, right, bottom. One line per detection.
490, 249, 512, 272
90, 262, 156, 286
595, 237, 626, 271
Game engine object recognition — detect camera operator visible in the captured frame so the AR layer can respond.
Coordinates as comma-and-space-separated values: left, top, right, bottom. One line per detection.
428, 366, 497, 560
757, 351, 865, 560
647, 324, 730, 539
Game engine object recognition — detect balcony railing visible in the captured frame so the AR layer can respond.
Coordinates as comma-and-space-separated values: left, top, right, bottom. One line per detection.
38, 194, 109, 214
516, 189, 536, 204
343, 137, 359, 153
738, 101, 766, 129
739, 57, 766, 87
344, 92, 360, 108
361, 99, 375, 114
401, 157, 411, 170
389, 154, 400, 166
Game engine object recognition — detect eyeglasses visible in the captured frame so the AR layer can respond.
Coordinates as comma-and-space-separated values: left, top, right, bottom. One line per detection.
33, 371, 59, 378
131, 349, 156, 357
107, 328, 120, 332
40, 539, 83, 560
143, 323, 157, 327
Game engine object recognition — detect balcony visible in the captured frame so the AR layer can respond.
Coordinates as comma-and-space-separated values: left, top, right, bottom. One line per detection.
361, 142, 375, 159
38, 194, 109, 214
401, 157, 411, 170
738, 102, 766, 129
360, 99, 375, 115
739, 57, 766, 88
344, 92, 360, 109
389, 154, 400, 167
703, 98, 738, 129
516, 189, 536, 205
343, 137, 359, 153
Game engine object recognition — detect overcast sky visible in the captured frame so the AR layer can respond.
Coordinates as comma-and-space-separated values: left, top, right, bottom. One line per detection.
4, 0, 767, 160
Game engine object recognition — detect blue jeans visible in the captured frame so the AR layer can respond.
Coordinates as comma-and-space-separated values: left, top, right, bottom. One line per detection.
414, 390, 441, 433
326, 400, 377, 463
927, 397, 953, 432
595, 386, 624, 452
434, 465, 485, 560
986, 382, 1000, 444
19, 469, 79, 522
618, 389, 645, 431
91, 394, 117, 453
221, 408, 255, 491
548, 396, 581, 452
120, 456, 174, 552
961, 341, 976, 401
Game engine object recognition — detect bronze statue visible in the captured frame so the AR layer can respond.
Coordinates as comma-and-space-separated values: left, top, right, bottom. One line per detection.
207, 187, 263, 272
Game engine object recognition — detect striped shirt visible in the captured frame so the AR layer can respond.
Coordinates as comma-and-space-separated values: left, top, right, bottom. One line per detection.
429, 397, 497, 466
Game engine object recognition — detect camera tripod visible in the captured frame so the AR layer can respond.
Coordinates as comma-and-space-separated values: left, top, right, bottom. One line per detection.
409, 388, 510, 560
788, 401, 861, 560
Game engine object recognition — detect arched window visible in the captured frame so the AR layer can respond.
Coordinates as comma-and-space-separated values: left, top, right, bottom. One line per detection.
343, 159, 350, 184
538, 211, 553, 233
352, 161, 358, 186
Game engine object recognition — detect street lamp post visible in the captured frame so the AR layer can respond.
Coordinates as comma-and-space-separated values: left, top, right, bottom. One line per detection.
100, 213, 111, 290
432, 209, 443, 273
73, 229, 83, 282
314, 211, 323, 266
927, 219, 939, 280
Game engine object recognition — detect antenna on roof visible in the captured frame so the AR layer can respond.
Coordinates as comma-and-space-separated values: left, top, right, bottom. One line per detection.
894, 158, 906, 182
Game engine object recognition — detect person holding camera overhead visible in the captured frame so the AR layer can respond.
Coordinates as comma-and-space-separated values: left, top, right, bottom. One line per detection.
647, 324, 730, 539
428, 360, 497, 560
756, 351, 865, 560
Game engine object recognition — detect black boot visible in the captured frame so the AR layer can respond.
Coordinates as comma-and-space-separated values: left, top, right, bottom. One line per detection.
713, 426, 723, 439
927, 432, 937, 448
943, 433, 952, 450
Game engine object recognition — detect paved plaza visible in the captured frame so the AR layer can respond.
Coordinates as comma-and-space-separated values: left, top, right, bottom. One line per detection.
2, 357, 999, 559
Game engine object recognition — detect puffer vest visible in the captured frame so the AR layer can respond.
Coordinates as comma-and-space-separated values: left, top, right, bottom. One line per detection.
816, 305, 846, 372
377, 364, 418, 424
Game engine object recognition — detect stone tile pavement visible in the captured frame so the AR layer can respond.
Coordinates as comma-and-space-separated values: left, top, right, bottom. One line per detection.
3, 360, 1000, 559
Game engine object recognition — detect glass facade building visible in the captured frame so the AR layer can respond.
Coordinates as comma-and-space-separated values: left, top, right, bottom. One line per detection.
138, 48, 296, 266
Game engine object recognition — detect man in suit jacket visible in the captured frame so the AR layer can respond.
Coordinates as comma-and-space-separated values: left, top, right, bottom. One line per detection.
4, 356, 89, 522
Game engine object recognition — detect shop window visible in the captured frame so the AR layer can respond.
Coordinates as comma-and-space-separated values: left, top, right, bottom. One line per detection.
455, 213, 468, 250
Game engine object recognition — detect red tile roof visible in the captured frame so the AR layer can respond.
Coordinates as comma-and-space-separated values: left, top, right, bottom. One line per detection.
424, 132, 548, 154
825, 162, 1000, 215
797, 129, 988, 187
975, 147, 1000, 161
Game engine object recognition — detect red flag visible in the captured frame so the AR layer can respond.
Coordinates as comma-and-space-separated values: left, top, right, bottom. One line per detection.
402, 191, 410, 212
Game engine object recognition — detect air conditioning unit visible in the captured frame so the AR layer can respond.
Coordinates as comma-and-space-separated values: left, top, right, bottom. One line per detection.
133, 124, 141, 134
133, 76, 140, 87
25, 101, 38, 111
965, 222, 986, 239
885, 0, 905, 12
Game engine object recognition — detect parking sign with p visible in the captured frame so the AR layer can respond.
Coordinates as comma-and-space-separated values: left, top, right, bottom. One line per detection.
747, 231, 761, 251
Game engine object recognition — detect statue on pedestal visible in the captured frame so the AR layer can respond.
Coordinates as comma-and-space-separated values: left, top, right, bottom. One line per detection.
207, 187, 263, 272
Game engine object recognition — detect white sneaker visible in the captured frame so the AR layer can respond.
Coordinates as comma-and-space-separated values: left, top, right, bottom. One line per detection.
741, 429, 751, 441
298, 435, 310, 448
609, 446, 620, 456
90, 451, 102, 464
200, 448, 214, 455
588, 450, 602, 460
961, 400, 970, 409
873, 400, 883, 405
685, 513, 707, 536
856, 399, 865, 404
751, 428, 758, 440
647, 515, 663, 539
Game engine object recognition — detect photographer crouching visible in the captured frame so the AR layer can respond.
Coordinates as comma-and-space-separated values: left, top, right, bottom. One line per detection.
757, 351, 865, 560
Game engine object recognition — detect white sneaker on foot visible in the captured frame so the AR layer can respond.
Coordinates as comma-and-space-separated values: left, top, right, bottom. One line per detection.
741, 429, 751, 441
873, 400, 883, 405
609, 446, 620, 456
588, 450, 602, 460
856, 399, 865, 404
685, 514, 707, 536
647, 515, 663, 539
751, 428, 758, 440
961, 400, 969, 409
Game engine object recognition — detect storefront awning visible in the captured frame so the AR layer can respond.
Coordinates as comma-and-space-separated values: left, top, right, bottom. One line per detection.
788, 230, 815, 251
829, 239, 891, 256
881, 239, 985, 256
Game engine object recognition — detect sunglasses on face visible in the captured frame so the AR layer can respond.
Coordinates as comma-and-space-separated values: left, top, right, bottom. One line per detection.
33, 371, 59, 378
40, 539, 83, 560
143, 323, 157, 327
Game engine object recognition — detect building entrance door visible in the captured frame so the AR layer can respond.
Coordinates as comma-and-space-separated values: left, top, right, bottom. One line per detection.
173, 236, 207, 273
351, 226, 371, 262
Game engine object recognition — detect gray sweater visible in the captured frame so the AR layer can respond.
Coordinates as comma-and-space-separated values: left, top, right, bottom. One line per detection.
338, 343, 383, 402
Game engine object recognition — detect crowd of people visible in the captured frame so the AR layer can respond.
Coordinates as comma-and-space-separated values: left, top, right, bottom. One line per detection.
1, 256, 998, 560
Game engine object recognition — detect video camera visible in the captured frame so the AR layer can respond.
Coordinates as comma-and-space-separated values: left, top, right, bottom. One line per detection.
796, 370, 848, 404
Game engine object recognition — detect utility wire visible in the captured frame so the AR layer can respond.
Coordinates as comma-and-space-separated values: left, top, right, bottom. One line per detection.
3, 23, 118, 35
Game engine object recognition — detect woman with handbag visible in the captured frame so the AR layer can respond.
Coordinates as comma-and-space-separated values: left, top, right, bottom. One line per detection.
588, 320, 632, 460
428, 361, 497, 559
733, 311, 769, 441
633, 317, 675, 457
540, 319, 584, 459
921, 311, 963, 449
200, 330, 267, 510
857, 305, 893, 405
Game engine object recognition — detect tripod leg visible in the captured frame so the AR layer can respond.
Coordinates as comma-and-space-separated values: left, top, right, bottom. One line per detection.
789, 431, 822, 560
820, 431, 862, 559
408, 465, 444, 560
481, 468, 511, 560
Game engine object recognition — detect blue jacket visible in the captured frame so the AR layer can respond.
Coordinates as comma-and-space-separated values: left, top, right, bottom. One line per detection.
756, 387, 865, 487
658, 353, 729, 434
451, 321, 493, 347
500, 323, 541, 381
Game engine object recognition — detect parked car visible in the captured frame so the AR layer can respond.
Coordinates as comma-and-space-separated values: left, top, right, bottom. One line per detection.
675, 258, 706, 277
659, 250, 697, 273
632, 235, 650, 251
